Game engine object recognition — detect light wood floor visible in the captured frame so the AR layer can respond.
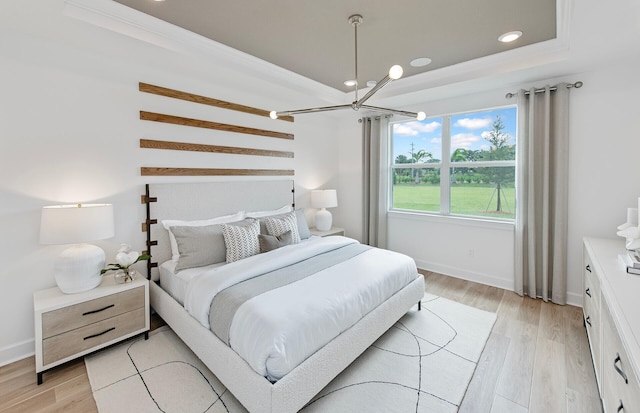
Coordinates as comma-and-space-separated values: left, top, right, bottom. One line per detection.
0, 272, 601, 413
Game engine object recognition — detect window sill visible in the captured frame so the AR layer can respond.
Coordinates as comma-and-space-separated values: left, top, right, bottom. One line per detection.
388, 210, 515, 231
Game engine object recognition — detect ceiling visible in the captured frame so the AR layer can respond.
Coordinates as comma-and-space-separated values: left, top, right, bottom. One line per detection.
112, 0, 557, 93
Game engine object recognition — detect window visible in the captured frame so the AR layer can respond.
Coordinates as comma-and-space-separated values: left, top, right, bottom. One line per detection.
390, 106, 517, 220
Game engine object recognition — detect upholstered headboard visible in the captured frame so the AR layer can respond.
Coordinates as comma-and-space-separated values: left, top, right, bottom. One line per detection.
143, 180, 295, 280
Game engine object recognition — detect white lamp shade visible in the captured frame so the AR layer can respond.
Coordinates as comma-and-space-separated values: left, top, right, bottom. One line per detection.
40, 203, 114, 294
311, 189, 338, 209
40, 203, 114, 245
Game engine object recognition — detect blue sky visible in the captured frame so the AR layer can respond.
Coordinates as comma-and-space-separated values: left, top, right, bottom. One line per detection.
391, 106, 517, 162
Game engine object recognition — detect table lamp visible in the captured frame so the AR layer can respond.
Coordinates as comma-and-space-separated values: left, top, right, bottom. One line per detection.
311, 189, 338, 231
40, 203, 114, 293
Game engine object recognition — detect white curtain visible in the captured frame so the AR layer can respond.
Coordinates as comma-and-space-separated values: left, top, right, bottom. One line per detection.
362, 116, 389, 248
514, 84, 570, 304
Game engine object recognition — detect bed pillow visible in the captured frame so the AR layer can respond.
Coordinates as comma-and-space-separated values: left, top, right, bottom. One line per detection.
222, 219, 261, 263
258, 230, 293, 253
171, 224, 226, 272
246, 204, 293, 219
264, 212, 301, 244
294, 208, 311, 240
162, 211, 245, 262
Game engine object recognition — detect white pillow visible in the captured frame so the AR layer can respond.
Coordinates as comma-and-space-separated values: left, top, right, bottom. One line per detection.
162, 211, 245, 262
246, 204, 293, 218
222, 219, 261, 263
264, 211, 301, 244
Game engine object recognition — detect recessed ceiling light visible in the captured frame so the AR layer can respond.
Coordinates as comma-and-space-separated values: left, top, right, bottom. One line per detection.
498, 31, 523, 43
344, 80, 357, 87
366, 80, 377, 88
410, 57, 432, 67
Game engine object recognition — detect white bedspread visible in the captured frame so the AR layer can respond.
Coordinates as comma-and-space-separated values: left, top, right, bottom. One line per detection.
184, 236, 419, 381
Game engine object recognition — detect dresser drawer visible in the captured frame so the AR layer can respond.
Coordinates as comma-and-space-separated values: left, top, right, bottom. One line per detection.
602, 301, 640, 413
42, 307, 146, 365
42, 286, 144, 338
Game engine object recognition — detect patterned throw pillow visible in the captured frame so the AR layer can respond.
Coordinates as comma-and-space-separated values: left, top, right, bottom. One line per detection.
222, 219, 260, 263
264, 212, 301, 244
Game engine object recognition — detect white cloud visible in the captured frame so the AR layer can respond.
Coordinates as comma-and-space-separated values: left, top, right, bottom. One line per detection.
455, 117, 492, 130
393, 124, 418, 136
430, 137, 441, 144
452, 133, 480, 149
393, 120, 441, 136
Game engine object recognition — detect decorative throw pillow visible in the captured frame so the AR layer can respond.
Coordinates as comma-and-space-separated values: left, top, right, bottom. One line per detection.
258, 230, 293, 253
171, 224, 226, 272
222, 219, 260, 263
264, 212, 301, 244
162, 211, 245, 262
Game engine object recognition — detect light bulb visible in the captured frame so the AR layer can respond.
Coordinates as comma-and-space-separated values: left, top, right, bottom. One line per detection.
388, 65, 403, 80
498, 31, 522, 43
269, 111, 278, 119
416, 111, 426, 121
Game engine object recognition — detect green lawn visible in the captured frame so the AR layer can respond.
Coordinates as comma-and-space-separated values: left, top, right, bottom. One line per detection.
393, 183, 515, 220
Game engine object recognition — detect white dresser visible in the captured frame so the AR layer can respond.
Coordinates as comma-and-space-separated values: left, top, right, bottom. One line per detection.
583, 237, 640, 413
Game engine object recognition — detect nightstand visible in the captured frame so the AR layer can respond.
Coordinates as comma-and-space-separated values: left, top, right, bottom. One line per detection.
33, 275, 149, 384
310, 227, 345, 237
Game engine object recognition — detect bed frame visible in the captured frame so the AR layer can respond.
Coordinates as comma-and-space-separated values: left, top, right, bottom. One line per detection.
143, 180, 425, 413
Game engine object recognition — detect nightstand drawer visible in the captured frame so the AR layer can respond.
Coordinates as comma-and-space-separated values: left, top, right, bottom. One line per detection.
42, 286, 144, 338
42, 307, 146, 365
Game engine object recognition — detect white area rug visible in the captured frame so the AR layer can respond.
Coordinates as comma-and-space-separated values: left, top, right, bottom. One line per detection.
85, 294, 496, 413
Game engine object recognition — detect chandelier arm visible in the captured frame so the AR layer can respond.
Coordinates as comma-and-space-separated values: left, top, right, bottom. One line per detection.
275, 104, 353, 117
354, 74, 393, 109
360, 104, 419, 118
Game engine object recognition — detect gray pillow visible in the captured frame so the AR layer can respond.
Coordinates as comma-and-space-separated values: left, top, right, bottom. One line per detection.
259, 209, 311, 240
295, 209, 311, 240
258, 230, 293, 253
171, 224, 226, 272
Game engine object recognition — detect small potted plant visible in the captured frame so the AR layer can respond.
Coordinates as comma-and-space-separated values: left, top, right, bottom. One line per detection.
101, 244, 151, 283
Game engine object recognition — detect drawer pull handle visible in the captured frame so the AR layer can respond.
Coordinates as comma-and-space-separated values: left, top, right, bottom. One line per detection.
614, 354, 629, 384
585, 288, 591, 297
585, 316, 591, 327
82, 304, 115, 316
83, 327, 115, 341
617, 400, 624, 412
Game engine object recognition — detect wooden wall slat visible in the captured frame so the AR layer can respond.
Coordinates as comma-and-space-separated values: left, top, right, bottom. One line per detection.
139, 82, 295, 123
141, 167, 294, 176
140, 139, 293, 158
140, 111, 294, 140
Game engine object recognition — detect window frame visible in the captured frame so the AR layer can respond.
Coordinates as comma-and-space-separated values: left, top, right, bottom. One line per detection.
389, 105, 517, 222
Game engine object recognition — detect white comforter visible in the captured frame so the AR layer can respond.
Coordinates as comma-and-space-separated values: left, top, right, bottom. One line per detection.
184, 236, 419, 381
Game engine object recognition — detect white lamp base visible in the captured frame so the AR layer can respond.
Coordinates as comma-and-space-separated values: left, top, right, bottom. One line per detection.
315, 208, 333, 231
53, 244, 105, 294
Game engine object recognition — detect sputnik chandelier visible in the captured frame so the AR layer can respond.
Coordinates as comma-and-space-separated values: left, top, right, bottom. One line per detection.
270, 14, 426, 121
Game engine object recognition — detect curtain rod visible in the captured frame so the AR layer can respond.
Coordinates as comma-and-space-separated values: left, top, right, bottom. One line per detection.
505, 81, 583, 99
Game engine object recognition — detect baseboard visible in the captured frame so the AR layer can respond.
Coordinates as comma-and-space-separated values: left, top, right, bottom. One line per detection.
0, 338, 34, 367
416, 259, 514, 291
418, 260, 585, 308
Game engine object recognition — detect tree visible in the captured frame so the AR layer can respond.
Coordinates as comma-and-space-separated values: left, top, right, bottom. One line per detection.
393, 154, 411, 183
408, 142, 432, 183
482, 116, 514, 212
450, 148, 468, 184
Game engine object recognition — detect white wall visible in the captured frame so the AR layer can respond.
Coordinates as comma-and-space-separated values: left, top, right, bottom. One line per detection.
0, 1, 340, 365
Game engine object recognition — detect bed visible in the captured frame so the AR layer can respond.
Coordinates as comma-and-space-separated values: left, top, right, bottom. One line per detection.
143, 180, 425, 412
